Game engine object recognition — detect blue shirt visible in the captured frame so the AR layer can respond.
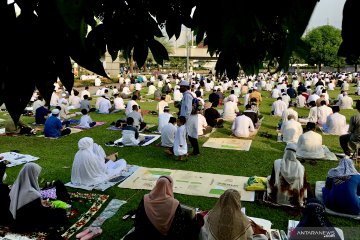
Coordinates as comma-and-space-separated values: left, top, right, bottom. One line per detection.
35, 106, 48, 124
180, 91, 193, 118
322, 175, 360, 215
44, 116, 63, 137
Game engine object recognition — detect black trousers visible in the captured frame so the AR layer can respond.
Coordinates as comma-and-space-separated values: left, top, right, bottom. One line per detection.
339, 134, 352, 156
61, 128, 71, 136
188, 136, 199, 155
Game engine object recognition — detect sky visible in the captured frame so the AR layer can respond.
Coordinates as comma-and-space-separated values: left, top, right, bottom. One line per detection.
305, 0, 346, 31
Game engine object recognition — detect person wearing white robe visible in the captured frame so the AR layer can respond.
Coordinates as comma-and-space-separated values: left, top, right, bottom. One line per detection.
222, 96, 239, 121
281, 114, 303, 143
272, 97, 287, 117
32, 97, 44, 114
231, 114, 255, 138
328, 82, 335, 90
50, 91, 60, 107
158, 107, 173, 133
341, 81, 349, 91
271, 86, 281, 99
281, 93, 291, 107
157, 97, 169, 115
173, 117, 187, 158
299, 101, 318, 124
80, 87, 91, 100
98, 96, 112, 114
70, 94, 81, 109
126, 96, 139, 115
322, 106, 347, 135
317, 101, 333, 126
71, 137, 126, 186
339, 92, 353, 109
296, 94, 306, 108
161, 117, 177, 147
197, 113, 209, 136
297, 122, 325, 159
282, 105, 298, 123
307, 92, 320, 104
114, 94, 125, 110
147, 83, 157, 95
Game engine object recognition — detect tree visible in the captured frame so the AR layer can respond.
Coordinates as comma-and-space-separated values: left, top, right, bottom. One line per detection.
303, 25, 345, 71
1, 0, 359, 122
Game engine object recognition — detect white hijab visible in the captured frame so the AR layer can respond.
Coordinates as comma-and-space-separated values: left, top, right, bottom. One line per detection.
9, 163, 42, 219
71, 137, 108, 186
276, 143, 305, 188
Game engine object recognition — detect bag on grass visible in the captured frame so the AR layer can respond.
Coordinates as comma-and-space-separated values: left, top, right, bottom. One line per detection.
245, 176, 267, 191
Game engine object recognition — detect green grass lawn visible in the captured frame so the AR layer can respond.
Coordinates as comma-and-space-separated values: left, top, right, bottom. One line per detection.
1, 84, 360, 239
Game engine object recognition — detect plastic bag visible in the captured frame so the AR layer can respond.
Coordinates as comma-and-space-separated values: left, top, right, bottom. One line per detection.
245, 176, 267, 191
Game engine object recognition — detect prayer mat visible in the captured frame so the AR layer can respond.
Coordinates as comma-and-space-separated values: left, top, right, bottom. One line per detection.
36, 127, 83, 138
73, 121, 106, 129
0, 128, 5, 135
65, 165, 139, 191
0, 152, 39, 167
106, 126, 123, 131
203, 138, 252, 151
315, 181, 360, 220
320, 125, 349, 136
108, 134, 161, 147
89, 199, 127, 227
118, 167, 255, 201
0, 192, 109, 240
297, 146, 337, 161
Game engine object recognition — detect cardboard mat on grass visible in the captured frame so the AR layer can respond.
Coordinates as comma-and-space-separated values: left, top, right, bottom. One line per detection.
118, 167, 255, 201
203, 138, 252, 151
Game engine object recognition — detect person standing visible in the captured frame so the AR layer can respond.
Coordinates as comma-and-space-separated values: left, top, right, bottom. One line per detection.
179, 80, 193, 118
173, 116, 188, 161
340, 100, 360, 156
186, 109, 200, 156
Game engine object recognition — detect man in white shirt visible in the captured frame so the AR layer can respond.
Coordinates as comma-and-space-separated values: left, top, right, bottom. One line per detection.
197, 113, 210, 136
282, 103, 298, 123
296, 92, 306, 108
158, 80, 164, 89
272, 97, 287, 117
222, 96, 239, 121
281, 91, 290, 107
32, 96, 44, 114
80, 86, 90, 100
271, 86, 281, 99
161, 117, 177, 148
327, 82, 335, 90
322, 106, 347, 135
125, 95, 139, 115
231, 114, 255, 138
114, 94, 125, 110
341, 80, 349, 91
307, 92, 320, 104
122, 86, 131, 99
50, 91, 60, 107
98, 96, 112, 114
70, 91, 81, 109
147, 82, 157, 95
339, 92, 353, 109
224, 90, 238, 104
281, 114, 303, 143
297, 122, 325, 159
127, 105, 145, 130
158, 106, 173, 133
135, 82, 142, 91
173, 86, 183, 102
157, 96, 169, 115
317, 100, 333, 126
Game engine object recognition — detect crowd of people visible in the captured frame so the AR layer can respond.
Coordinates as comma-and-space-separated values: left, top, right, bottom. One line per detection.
1, 70, 360, 239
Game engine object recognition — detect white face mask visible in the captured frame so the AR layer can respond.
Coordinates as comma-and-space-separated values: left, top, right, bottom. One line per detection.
2, 173, 6, 182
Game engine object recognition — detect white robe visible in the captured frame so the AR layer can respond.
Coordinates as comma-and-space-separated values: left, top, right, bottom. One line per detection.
297, 131, 325, 159
323, 112, 347, 135
281, 119, 303, 143
173, 125, 187, 156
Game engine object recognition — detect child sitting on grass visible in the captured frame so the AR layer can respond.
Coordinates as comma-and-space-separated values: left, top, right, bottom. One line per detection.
78, 109, 96, 129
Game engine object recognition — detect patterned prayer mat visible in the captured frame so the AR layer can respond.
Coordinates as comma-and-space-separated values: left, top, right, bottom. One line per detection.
0, 192, 109, 240
203, 138, 252, 151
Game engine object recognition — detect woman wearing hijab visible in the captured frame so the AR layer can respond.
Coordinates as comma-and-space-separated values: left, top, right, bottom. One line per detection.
267, 143, 309, 207
9, 163, 67, 232
125, 176, 193, 239
200, 189, 251, 240
322, 158, 360, 215
71, 137, 126, 187
0, 161, 12, 225
290, 198, 342, 240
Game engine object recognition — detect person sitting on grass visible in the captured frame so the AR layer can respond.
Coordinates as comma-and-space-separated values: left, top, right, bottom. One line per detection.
122, 117, 145, 146
44, 108, 71, 137
322, 158, 360, 215
267, 143, 310, 207
231, 113, 256, 138
161, 117, 177, 150
9, 163, 68, 233
5, 117, 36, 135
78, 109, 96, 129
296, 122, 325, 159
165, 116, 188, 161
199, 189, 268, 240
158, 106, 173, 133
124, 176, 194, 240
289, 198, 342, 240
127, 105, 146, 131
71, 137, 126, 186
280, 114, 303, 143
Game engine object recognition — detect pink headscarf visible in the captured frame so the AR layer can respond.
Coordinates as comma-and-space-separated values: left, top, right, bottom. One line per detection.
144, 176, 179, 235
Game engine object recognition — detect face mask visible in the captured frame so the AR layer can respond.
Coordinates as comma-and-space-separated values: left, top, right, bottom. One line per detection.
2, 173, 6, 182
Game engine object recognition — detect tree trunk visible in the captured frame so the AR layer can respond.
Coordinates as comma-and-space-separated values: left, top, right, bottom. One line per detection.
355, 63, 358, 72
318, 63, 322, 72
129, 56, 134, 74
157, 64, 160, 71
143, 65, 147, 72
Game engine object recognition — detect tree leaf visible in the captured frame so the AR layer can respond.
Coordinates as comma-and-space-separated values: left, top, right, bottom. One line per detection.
148, 38, 169, 66
133, 42, 149, 68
